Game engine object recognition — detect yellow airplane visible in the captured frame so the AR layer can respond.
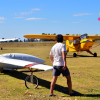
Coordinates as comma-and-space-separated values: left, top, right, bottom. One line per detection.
23, 34, 100, 57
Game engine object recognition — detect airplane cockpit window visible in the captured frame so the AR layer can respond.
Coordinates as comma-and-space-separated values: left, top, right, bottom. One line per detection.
80, 35, 88, 40
73, 35, 88, 44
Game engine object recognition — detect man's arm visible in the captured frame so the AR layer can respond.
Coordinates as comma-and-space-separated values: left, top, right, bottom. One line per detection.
49, 55, 54, 65
62, 51, 67, 70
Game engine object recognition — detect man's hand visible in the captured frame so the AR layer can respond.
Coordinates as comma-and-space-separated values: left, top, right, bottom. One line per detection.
62, 66, 67, 70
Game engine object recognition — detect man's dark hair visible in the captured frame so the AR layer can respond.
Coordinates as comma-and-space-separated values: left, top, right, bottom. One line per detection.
55, 34, 63, 42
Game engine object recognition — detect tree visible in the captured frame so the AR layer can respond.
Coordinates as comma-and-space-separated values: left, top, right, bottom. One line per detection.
53, 33, 56, 35
42, 33, 47, 35
48, 33, 50, 35
83, 33, 88, 35
24, 39, 26, 42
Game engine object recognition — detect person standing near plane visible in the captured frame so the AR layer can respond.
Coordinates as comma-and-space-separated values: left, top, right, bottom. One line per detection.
49, 34, 77, 96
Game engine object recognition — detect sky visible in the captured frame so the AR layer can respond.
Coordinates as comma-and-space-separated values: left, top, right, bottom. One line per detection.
0, 0, 100, 40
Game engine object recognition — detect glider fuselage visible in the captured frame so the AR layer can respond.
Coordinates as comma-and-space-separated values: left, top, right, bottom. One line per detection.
0, 53, 45, 69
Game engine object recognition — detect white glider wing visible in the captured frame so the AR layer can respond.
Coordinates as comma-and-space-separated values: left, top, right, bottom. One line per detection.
0, 57, 53, 71
0, 38, 18, 42
29, 64, 53, 71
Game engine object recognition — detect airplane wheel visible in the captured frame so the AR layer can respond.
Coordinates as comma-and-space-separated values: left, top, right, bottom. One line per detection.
25, 75, 38, 89
94, 53, 97, 57
73, 53, 77, 57
1, 48, 3, 50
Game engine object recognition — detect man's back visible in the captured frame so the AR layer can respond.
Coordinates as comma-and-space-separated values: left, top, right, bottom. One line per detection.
50, 43, 66, 66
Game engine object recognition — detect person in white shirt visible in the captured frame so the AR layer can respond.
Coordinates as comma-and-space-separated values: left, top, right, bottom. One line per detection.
49, 34, 77, 96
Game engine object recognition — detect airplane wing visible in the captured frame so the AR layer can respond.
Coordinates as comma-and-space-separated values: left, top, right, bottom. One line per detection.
88, 35, 100, 40
25, 64, 53, 71
24, 34, 100, 41
0, 38, 18, 42
0, 57, 53, 71
23, 34, 80, 40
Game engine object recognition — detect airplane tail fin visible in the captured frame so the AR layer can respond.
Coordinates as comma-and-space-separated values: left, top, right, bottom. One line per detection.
71, 41, 74, 46
66, 40, 70, 46
66, 40, 70, 51
66, 40, 76, 52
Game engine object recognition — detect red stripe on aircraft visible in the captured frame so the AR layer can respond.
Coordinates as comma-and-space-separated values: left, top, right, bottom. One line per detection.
25, 63, 38, 68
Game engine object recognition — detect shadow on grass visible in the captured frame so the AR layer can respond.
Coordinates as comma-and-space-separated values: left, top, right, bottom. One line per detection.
3, 70, 100, 97
77, 55, 100, 58
67, 55, 100, 58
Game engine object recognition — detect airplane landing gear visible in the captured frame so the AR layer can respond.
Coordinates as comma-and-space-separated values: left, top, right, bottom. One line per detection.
73, 53, 77, 57
1, 48, 3, 50
25, 69, 38, 89
25, 73, 38, 89
94, 52, 97, 57
87, 50, 97, 57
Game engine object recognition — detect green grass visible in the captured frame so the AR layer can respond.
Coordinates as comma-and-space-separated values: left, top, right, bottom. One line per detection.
0, 41, 100, 100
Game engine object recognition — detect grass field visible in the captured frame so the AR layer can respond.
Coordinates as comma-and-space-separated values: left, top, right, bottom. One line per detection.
0, 41, 100, 100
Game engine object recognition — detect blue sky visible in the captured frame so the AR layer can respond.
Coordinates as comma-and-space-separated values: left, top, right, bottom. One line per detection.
0, 0, 100, 40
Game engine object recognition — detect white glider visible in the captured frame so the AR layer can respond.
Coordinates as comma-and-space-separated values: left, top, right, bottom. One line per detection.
0, 38, 19, 50
0, 38, 19, 42
0, 53, 53, 71
0, 53, 53, 89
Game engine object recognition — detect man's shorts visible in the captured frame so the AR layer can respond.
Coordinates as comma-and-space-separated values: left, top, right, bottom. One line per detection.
53, 66, 70, 76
